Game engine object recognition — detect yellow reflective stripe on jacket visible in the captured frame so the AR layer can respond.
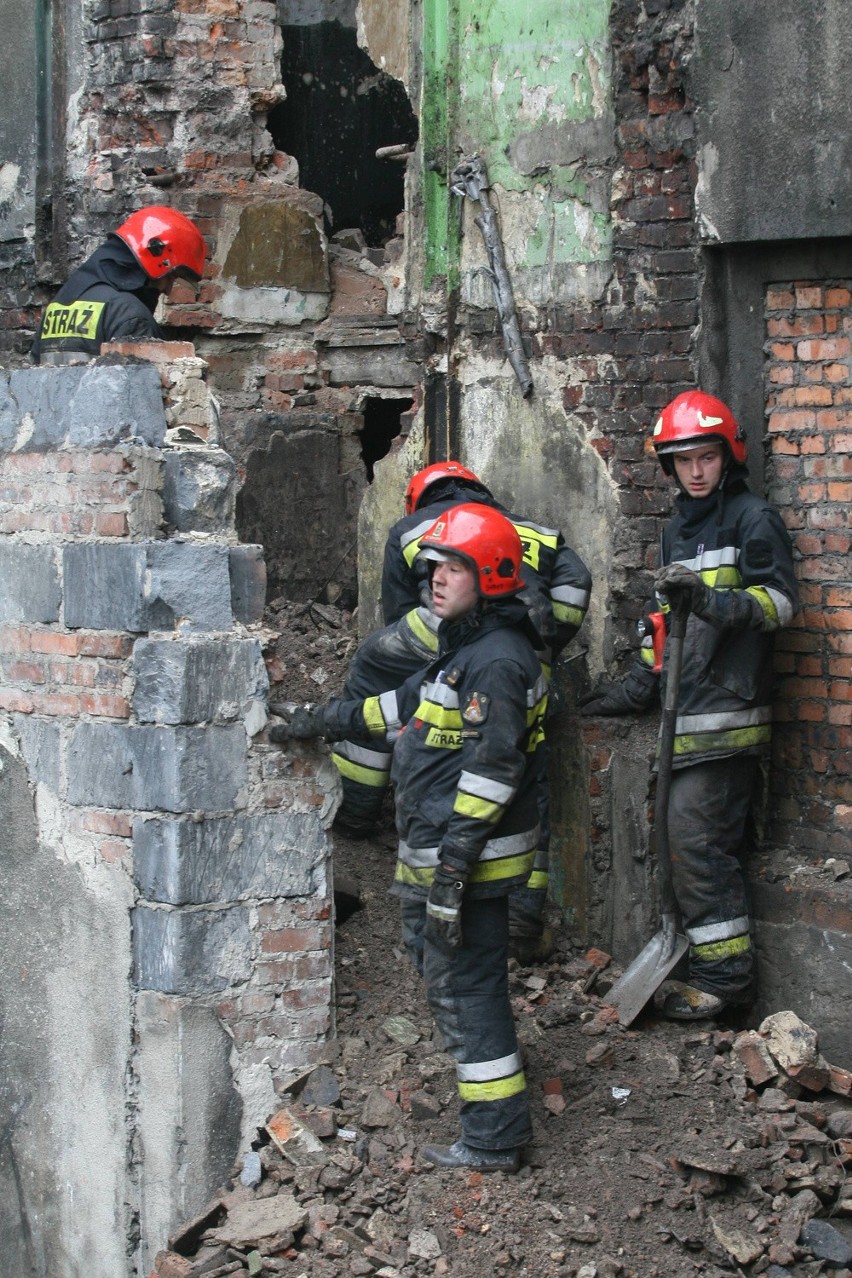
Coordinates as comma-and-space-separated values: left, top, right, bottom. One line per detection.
552, 601, 586, 628
673, 724, 771, 756
403, 607, 440, 651
331, 744, 392, 787
526, 869, 548, 890
746, 585, 779, 626
458, 1069, 527, 1102
699, 566, 741, 588
453, 791, 504, 823
40, 299, 106, 341
363, 696, 388, 734
512, 520, 558, 573
394, 848, 535, 889
416, 701, 463, 731
400, 517, 435, 567
691, 934, 752, 961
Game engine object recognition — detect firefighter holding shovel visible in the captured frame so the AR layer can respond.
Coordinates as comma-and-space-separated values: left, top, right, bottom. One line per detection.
582, 391, 798, 1020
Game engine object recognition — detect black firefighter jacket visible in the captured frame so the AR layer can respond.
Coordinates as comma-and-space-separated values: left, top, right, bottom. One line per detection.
381, 484, 592, 669
634, 475, 799, 767
328, 599, 549, 899
31, 238, 163, 364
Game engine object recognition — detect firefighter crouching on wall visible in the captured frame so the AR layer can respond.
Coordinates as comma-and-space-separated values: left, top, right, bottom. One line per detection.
271, 504, 546, 1171
329, 460, 592, 962
31, 205, 206, 365
582, 391, 798, 1020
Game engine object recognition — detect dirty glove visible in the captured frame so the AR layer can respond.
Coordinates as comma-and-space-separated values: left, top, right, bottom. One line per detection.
268, 705, 338, 743
654, 563, 708, 613
580, 663, 658, 716
425, 863, 469, 954
655, 563, 764, 630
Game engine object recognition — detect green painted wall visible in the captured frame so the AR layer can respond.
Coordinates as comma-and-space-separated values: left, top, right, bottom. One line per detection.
420, 0, 613, 297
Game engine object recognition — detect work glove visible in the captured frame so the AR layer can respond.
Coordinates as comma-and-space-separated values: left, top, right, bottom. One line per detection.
654, 563, 709, 614
268, 704, 338, 743
655, 563, 764, 630
424, 862, 469, 954
579, 664, 658, 716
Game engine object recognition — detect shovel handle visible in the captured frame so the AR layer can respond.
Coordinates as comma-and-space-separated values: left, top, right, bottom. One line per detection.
654, 597, 689, 917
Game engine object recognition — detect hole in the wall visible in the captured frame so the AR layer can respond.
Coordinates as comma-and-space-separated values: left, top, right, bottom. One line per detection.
269, 21, 418, 247
359, 397, 411, 481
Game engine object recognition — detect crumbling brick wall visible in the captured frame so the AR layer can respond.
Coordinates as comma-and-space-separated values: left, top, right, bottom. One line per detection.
0, 356, 338, 1277
765, 281, 852, 858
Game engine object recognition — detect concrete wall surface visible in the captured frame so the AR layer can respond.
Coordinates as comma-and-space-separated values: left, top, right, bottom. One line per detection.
0, 358, 337, 1277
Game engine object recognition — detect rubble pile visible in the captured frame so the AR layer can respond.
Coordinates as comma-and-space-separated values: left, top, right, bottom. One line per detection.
150, 835, 852, 1278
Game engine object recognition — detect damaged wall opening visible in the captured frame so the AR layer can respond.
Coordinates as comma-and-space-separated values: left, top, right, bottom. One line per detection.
359, 396, 411, 480
270, 14, 417, 246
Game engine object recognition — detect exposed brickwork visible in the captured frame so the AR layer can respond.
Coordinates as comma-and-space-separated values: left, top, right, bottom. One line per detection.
0, 365, 335, 1100
764, 281, 852, 857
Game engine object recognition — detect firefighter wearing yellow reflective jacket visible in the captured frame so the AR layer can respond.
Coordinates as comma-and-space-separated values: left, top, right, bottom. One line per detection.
31, 206, 206, 365
581, 391, 798, 1021
270, 503, 545, 1171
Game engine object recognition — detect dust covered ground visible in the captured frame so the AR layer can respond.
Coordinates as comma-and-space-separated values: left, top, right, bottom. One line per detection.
153, 601, 852, 1278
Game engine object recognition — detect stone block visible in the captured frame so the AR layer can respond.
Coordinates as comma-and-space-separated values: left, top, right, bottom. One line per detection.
0, 545, 61, 623
229, 545, 267, 624
223, 201, 329, 293
135, 991, 241, 1276
132, 637, 268, 725
12, 715, 61, 791
67, 723, 247, 812
0, 372, 18, 451
7, 364, 167, 451
132, 904, 253, 993
162, 448, 237, 534
133, 811, 328, 904
63, 542, 234, 633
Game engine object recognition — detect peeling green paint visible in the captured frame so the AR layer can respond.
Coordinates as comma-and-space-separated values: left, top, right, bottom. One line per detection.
421, 0, 612, 291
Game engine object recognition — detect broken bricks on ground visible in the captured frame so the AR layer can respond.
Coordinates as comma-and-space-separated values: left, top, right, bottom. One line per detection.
151, 973, 852, 1278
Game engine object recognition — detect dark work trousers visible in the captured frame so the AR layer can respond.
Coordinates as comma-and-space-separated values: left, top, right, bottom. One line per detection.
667, 755, 759, 1000
400, 895, 532, 1152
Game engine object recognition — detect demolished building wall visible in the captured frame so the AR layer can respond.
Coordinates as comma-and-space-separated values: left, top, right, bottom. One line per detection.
0, 356, 338, 1277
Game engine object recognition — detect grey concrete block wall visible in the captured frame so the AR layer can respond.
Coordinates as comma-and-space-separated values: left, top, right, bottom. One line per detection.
132, 638, 268, 725
64, 542, 236, 633
4, 364, 168, 451
133, 812, 328, 904
162, 447, 238, 533
67, 723, 248, 812
135, 993, 242, 1278
1, 360, 336, 1278
228, 544, 267, 624
133, 903, 254, 993
0, 544, 61, 622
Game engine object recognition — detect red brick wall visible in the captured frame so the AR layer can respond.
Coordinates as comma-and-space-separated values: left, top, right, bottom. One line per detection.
765, 281, 852, 857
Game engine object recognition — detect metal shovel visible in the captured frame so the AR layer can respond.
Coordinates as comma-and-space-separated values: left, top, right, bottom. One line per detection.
603, 600, 690, 1026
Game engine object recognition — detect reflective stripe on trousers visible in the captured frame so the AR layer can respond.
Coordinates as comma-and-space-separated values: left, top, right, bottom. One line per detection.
400, 896, 532, 1151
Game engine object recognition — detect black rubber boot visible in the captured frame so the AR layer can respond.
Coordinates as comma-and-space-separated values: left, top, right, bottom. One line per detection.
421, 1139, 521, 1173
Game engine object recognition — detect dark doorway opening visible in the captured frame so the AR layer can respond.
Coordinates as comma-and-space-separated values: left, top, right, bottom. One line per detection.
269, 22, 418, 247
360, 397, 411, 480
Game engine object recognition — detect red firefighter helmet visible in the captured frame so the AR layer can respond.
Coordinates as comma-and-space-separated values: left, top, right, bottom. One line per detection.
114, 206, 207, 281
418, 503, 524, 598
404, 460, 489, 516
651, 390, 747, 472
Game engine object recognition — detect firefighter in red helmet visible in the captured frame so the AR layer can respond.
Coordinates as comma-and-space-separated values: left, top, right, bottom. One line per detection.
325, 458, 591, 962
270, 504, 547, 1171
32, 205, 206, 365
582, 391, 798, 1020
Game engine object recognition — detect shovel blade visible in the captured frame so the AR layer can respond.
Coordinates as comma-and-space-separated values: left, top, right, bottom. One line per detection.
603, 930, 689, 1027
